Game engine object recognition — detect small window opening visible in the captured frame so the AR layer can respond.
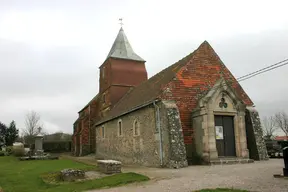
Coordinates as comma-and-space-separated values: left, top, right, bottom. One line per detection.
118, 120, 122, 136
101, 126, 105, 138
102, 67, 105, 79
134, 120, 140, 136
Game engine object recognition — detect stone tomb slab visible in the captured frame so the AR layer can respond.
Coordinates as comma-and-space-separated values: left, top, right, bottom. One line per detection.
60, 169, 85, 182
97, 160, 122, 174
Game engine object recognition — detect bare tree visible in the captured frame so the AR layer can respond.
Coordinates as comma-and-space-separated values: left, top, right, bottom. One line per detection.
262, 116, 278, 140
23, 111, 43, 144
274, 111, 288, 136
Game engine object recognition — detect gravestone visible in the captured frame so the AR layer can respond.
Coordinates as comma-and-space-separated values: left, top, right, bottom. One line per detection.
34, 133, 44, 155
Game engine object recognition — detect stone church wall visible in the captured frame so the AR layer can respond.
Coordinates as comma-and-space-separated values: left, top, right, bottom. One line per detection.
162, 101, 188, 168
245, 107, 269, 160
95, 101, 188, 168
95, 103, 167, 167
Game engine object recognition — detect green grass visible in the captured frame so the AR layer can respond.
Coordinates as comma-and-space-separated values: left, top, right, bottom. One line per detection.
194, 188, 249, 192
0, 156, 149, 192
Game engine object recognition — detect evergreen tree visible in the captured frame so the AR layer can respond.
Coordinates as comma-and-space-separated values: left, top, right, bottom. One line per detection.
5, 121, 19, 146
0, 122, 7, 147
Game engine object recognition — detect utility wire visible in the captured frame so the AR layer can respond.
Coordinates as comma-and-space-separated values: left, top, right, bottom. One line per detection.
237, 58, 288, 81
237, 61, 288, 82
198, 58, 288, 94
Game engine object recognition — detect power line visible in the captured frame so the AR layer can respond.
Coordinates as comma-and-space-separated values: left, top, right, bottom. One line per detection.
237, 61, 288, 82
198, 58, 288, 95
237, 58, 288, 81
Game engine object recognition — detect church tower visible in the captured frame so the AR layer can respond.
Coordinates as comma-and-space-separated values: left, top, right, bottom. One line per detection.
99, 27, 148, 116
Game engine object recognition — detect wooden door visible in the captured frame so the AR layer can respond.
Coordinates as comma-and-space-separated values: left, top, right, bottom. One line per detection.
215, 115, 236, 157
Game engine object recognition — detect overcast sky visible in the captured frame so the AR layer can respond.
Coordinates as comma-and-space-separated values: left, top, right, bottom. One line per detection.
0, 0, 288, 135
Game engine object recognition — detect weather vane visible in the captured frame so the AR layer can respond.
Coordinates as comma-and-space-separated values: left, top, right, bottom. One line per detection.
119, 18, 123, 27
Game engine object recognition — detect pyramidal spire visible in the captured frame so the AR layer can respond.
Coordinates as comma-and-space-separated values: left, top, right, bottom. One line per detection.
106, 27, 145, 62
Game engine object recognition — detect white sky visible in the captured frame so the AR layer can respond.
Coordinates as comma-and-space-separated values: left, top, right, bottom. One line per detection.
0, 0, 288, 135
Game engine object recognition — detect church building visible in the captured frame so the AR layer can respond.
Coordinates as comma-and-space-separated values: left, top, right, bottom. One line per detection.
72, 27, 268, 168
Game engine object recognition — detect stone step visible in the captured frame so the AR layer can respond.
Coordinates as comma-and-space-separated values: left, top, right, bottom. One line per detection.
210, 158, 254, 165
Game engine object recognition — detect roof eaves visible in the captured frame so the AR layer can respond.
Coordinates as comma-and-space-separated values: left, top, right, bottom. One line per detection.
109, 56, 146, 63
94, 99, 160, 126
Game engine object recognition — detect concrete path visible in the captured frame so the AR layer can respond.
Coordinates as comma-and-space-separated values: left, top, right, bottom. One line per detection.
88, 159, 288, 192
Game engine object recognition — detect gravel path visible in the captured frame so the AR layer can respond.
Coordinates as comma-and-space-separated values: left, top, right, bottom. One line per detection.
87, 159, 288, 192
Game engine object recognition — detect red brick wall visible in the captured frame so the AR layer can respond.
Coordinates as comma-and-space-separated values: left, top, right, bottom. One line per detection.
89, 98, 101, 152
98, 58, 147, 110
160, 41, 253, 145
110, 58, 147, 86
73, 97, 100, 155
99, 60, 112, 93
81, 117, 89, 145
109, 86, 132, 106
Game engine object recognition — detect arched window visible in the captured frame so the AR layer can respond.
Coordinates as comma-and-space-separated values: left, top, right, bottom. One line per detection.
133, 120, 140, 136
118, 119, 123, 136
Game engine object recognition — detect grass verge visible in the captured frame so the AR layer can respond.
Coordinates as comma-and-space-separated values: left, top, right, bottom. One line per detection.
0, 156, 149, 192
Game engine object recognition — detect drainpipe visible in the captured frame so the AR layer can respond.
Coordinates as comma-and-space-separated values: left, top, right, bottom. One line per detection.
153, 101, 163, 167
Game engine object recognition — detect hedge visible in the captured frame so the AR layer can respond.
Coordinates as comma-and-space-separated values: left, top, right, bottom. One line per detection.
278, 141, 288, 149
31, 141, 72, 153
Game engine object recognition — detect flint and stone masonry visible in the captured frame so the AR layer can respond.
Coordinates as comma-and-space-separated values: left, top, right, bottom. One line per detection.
73, 27, 268, 168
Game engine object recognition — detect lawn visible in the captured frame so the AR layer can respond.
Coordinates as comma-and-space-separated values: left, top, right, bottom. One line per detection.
0, 156, 149, 192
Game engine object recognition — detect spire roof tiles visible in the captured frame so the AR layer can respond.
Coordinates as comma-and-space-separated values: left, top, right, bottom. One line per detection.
106, 27, 145, 62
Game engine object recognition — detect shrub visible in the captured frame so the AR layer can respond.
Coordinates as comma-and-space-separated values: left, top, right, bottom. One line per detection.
0, 151, 5, 156
190, 152, 206, 165
279, 141, 288, 149
6, 146, 13, 155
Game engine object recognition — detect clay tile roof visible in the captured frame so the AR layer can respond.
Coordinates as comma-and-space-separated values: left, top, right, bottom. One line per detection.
275, 136, 288, 141
95, 48, 197, 125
